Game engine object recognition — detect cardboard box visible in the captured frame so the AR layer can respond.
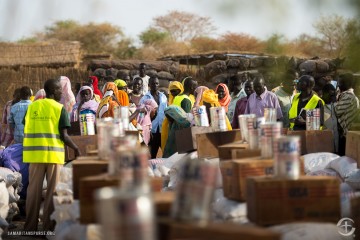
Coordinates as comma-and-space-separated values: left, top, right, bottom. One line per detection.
346, 131, 360, 166
157, 218, 281, 240
220, 159, 274, 201
196, 130, 242, 158
220, 157, 306, 202
65, 135, 98, 161
79, 174, 164, 224
72, 160, 108, 199
218, 141, 249, 160
175, 127, 213, 153
287, 130, 334, 155
351, 196, 360, 240
154, 192, 175, 216
247, 176, 340, 226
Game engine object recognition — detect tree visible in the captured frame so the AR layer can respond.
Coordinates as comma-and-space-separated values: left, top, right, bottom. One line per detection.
190, 36, 221, 52
264, 34, 286, 55
219, 32, 264, 52
152, 10, 216, 42
37, 20, 126, 54
286, 34, 323, 57
313, 15, 349, 57
139, 28, 169, 46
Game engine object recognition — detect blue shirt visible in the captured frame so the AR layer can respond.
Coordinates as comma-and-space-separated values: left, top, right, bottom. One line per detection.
9, 100, 32, 143
140, 91, 167, 133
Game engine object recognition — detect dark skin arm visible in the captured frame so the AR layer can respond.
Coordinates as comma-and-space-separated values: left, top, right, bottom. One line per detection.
129, 107, 146, 122
60, 128, 81, 157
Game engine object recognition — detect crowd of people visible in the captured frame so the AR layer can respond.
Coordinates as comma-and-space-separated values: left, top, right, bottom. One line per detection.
0, 62, 359, 232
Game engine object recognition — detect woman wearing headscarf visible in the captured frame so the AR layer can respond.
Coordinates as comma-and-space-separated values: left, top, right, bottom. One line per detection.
215, 83, 231, 112
194, 86, 209, 107
70, 86, 99, 122
1, 88, 20, 147
59, 76, 76, 114
114, 79, 130, 106
34, 89, 46, 101
89, 76, 103, 99
202, 89, 232, 130
138, 99, 158, 146
97, 82, 121, 118
162, 81, 191, 150
162, 105, 191, 158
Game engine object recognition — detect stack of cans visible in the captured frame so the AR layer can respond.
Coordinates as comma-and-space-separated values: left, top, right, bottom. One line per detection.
306, 109, 320, 130
246, 116, 264, 150
264, 108, 277, 123
80, 112, 95, 135
193, 106, 210, 127
273, 136, 301, 179
171, 158, 217, 224
96, 187, 157, 240
238, 114, 256, 143
260, 122, 283, 158
210, 107, 227, 131
97, 117, 114, 160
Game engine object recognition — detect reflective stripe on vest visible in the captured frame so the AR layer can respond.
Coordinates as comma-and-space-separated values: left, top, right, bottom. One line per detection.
289, 93, 324, 129
23, 98, 65, 164
173, 94, 192, 108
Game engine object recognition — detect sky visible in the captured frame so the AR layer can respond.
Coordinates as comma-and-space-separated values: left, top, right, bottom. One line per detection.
0, 0, 357, 43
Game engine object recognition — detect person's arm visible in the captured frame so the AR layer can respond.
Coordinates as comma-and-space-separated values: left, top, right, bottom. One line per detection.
59, 107, 81, 157
181, 98, 192, 113
60, 128, 81, 157
318, 100, 325, 127
8, 108, 15, 130
129, 107, 146, 122
273, 95, 284, 121
231, 101, 240, 129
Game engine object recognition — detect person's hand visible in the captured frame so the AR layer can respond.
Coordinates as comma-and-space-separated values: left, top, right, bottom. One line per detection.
137, 106, 146, 114
295, 116, 306, 125
74, 148, 82, 158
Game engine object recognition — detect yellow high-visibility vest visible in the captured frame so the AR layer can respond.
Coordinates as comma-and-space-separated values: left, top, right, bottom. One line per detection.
173, 94, 193, 108
23, 98, 65, 164
289, 93, 324, 129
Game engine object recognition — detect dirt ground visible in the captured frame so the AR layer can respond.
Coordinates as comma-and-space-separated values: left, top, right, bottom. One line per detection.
3, 218, 50, 240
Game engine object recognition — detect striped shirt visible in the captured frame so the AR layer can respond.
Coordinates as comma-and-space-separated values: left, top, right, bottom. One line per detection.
335, 89, 360, 136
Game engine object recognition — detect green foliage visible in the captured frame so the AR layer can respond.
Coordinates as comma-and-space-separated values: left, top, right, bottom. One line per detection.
40, 20, 125, 54
264, 34, 286, 55
139, 28, 169, 45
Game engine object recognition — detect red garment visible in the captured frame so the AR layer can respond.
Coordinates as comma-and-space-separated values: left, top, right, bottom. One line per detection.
231, 97, 248, 129
90, 76, 103, 98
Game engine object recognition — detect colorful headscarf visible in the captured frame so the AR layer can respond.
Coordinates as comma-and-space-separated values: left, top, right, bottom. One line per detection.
168, 81, 184, 105
139, 99, 158, 145
59, 76, 76, 113
202, 89, 232, 130
114, 79, 127, 88
194, 86, 209, 107
90, 76, 103, 98
215, 83, 231, 112
96, 82, 120, 118
71, 86, 99, 122
34, 89, 46, 101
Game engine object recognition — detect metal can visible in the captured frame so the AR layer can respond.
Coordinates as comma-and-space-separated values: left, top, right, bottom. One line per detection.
194, 106, 209, 127
248, 129, 260, 150
260, 122, 283, 158
97, 117, 113, 160
80, 112, 95, 135
274, 136, 301, 179
96, 187, 157, 240
210, 107, 227, 131
238, 114, 256, 143
171, 158, 217, 224
264, 108, 277, 122
121, 106, 129, 130
133, 147, 150, 186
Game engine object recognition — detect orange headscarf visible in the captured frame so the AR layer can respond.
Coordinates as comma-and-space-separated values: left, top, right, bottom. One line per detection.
117, 90, 130, 106
215, 83, 231, 112
97, 82, 120, 118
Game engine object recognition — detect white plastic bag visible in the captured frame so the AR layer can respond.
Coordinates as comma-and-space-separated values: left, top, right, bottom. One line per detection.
345, 169, 360, 190
212, 189, 247, 220
327, 156, 357, 178
302, 152, 339, 173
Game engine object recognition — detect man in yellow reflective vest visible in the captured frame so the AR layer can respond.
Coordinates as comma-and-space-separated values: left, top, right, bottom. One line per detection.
289, 75, 324, 130
23, 79, 81, 231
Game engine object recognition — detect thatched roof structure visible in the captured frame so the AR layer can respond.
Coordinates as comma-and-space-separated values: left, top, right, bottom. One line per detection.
0, 41, 82, 68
